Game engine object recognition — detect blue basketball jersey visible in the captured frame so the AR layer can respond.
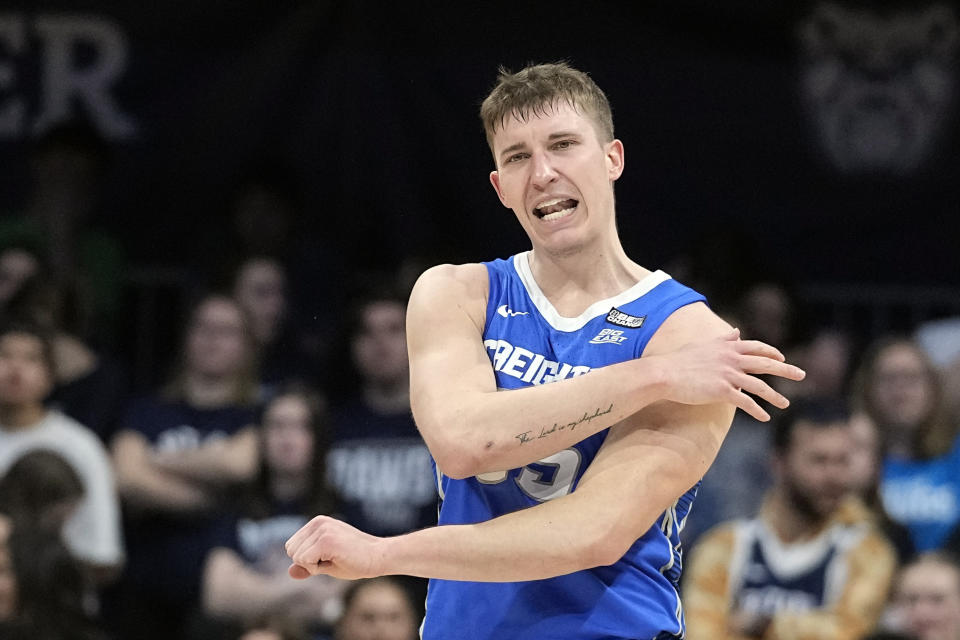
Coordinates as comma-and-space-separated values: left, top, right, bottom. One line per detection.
421, 252, 707, 640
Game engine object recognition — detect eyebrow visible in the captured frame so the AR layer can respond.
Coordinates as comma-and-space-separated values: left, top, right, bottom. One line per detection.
498, 131, 584, 163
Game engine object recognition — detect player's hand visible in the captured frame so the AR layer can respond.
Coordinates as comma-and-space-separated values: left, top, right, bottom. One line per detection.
285, 515, 383, 581
656, 329, 805, 422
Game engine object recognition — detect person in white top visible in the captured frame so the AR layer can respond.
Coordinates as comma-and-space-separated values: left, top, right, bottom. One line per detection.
0, 321, 123, 582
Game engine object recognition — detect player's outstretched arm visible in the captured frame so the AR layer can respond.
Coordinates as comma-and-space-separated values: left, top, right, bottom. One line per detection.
408, 264, 804, 479
286, 307, 789, 582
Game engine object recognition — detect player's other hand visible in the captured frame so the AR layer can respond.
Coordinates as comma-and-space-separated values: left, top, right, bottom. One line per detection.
656, 329, 805, 422
285, 515, 383, 581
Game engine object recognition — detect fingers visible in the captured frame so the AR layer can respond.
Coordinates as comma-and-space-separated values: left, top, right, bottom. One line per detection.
738, 354, 806, 381
732, 391, 771, 422
734, 339, 786, 362
289, 563, 312, 580
736, 373, 789, 409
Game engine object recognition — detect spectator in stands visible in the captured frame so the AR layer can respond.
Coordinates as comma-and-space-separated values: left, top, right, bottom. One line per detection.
326, 287, 435, 537
325, 286, 436, 615
238, 621, 310, 640
0, 514, 12, 623
230, 257, 322, 398
335, 577, 418, 640
786, 328, 854, 401
6, 276, 128, 444
0, 322, 124, 583
890, 552, 960, 640
684, 399, 896, 640
0, 119, 125, 350
853, 337, 960, 552
203, 382, 346, 634
109, 293, 260, 640
0, 246, 41, 314
915, 317, 960, 429
0, 525, 107, 640
846, 411, 916, 563
0, 449, 84, 537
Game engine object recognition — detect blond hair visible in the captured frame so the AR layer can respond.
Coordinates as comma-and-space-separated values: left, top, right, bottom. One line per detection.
479, 62, 614, 153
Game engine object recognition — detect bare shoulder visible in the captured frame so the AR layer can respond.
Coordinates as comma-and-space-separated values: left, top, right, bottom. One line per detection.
408, 262, 489, 332
644, 302, 734, 356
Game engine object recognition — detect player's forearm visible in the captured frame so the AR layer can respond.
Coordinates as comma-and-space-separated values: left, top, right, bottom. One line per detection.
414, 355, 669, 478
377, 489, 617, 581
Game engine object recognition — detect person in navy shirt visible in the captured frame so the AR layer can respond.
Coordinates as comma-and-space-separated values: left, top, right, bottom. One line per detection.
286, 62, 805, 639
108, 293, 261, 640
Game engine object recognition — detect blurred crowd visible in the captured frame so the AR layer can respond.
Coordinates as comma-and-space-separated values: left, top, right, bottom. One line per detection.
0, 120, 959, 640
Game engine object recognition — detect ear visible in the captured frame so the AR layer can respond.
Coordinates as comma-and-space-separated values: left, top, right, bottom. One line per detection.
489, 171, 510, 208
606, 139, 625, 181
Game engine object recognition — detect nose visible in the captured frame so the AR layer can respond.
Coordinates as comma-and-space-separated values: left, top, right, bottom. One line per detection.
530, 151, 558, 189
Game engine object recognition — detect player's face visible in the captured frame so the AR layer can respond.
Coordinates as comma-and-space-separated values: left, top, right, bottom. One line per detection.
897, 561, 960, 640
337, 582, 417, 640
262, 394, 315, 476
0, 333, 53, 407
488, 102, 624, 256
778, 422, 853, 520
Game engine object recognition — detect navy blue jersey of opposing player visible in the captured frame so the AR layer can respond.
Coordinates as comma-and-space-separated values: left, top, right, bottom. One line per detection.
422, 253, 705, 640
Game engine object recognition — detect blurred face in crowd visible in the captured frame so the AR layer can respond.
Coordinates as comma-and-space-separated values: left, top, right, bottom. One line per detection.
337, 580, 417, 640
0, 332, 53, 407
263, 393, 316, 477
0, 249, 39, 306
740, 283, 792, 347
846, 411, 880, 497
0, 516, 15, 621
868, 342, 935, 434
352, 301, 408, 387
234, 258, 287, 345
186, 297, 251, 380
897, 558, 960, 640
777, 421, 853, 520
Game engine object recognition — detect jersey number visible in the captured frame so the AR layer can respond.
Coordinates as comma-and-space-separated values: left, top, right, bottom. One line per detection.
514, 448, 583, 502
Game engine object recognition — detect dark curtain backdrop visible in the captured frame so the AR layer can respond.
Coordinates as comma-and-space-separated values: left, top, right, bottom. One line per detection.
1, 1, 957, 287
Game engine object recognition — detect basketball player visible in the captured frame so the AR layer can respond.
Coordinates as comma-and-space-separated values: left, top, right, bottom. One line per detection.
286, 62, 805, 639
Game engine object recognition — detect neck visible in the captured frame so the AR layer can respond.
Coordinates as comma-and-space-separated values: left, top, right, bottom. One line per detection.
0, 404, 47, 429
527, 236, 650, 316
765, 486, 830, 543
183, 373, 237, 408
269, 472, 307, 503
363, 379, 410, 415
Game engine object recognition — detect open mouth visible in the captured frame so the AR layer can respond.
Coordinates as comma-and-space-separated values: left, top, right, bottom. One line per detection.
533, 198, 578, 221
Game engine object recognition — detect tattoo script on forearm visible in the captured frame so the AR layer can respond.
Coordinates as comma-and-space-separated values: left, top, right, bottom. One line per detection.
515, 403, 614, 445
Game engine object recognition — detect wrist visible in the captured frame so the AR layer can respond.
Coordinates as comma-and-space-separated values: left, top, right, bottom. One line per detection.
636, 354, 670, 402
370, 535, 396, 577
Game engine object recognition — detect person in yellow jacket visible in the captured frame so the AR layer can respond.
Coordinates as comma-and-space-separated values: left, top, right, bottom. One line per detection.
684, 399, 896, 640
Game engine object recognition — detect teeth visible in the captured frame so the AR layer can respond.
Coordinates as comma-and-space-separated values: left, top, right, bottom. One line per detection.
541, 207, 575, 221
534, 197, 565, 211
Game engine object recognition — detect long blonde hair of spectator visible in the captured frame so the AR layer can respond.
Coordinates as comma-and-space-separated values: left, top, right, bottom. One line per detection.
851, 336, 955, 460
